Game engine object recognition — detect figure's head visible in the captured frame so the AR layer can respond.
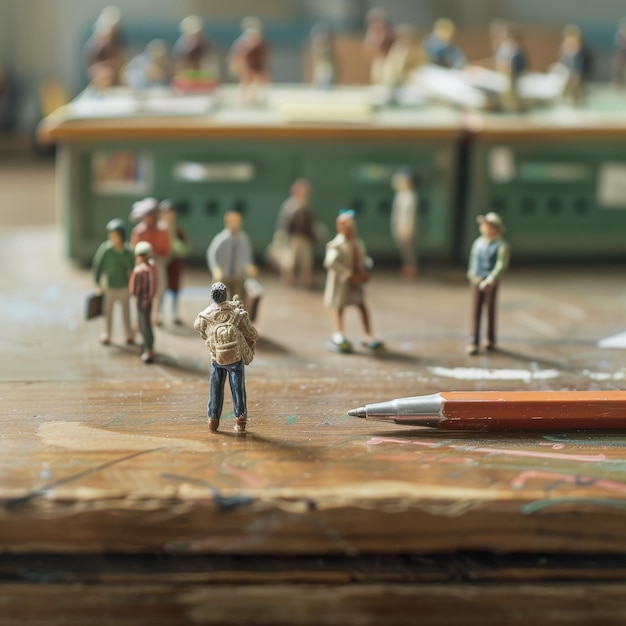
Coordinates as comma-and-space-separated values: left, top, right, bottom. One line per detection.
241, 16, 262, 40
395, 24, 417, 45
434, 18, 455, 42
563, 24, 582, 46
147, 39, 168, 61
134, 241, 153, 261
158, 199, 176, 225
290, 178, 311, 202
106, 218, 126, 247
180, 15, 203, 36
211, 282, 228, 304
130, 197, 159, 226
366, 7, 388, 27
392, 168, 415, 192
336, 209, 356, 238
224, 210, 243, 234
477, 212, 505, 239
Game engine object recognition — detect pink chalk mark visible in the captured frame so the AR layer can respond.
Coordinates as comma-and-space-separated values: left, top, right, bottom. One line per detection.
512, 470, 626, 494
222, 463, 265, 487
366, 437, 605, 463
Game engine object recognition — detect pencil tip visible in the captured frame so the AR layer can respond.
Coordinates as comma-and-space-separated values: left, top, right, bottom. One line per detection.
347, 407, 366, 418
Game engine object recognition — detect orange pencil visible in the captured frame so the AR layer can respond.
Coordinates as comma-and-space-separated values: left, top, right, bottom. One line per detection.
347, 391, 626, 431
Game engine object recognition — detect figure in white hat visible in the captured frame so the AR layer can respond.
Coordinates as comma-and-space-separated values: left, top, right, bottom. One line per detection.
466, 212, 510, 355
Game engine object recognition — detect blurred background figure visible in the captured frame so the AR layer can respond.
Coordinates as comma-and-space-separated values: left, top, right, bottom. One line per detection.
423, 18, 466, 69
129, 197, 171, 327
172, 15, 220, 91
494, 22, 527, 112
382, 24, 422, 89
123, 39, 173, 90
558, 24, 592, 105
310, 22, 336, 89
275, 179, 317, 288
229, 16, 271, 105
83, 5, 126, 90
612, 18, 626, 88
390, 168, 418, 279
364, 7, 396, 85
159, 200, 188, 326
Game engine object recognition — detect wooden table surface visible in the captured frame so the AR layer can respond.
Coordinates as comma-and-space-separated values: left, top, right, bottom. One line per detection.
4, 227, 626, 623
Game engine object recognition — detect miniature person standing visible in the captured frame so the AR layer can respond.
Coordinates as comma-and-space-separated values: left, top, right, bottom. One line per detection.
130, 197, 171, 326
123, 39, 173, 89
129, 241, 157, 364
275, 179, 317, 288
310, 22, 336, 89
323, 210, 383, 353
494, 23, 527, 113
612, 19, 626, 88
159, 200, 188, 325
390, 168, 418, 278
228, 17, 270, 105
559, 24, 592, 105
172, 15, 220, 89
381, 24, 422, 90
363, 7, 395, 85
194, 282, 258, 434
207, 211, 257, 308
466, 212, 510, 356
423, 18, 466, 69
92, 218, 135, 346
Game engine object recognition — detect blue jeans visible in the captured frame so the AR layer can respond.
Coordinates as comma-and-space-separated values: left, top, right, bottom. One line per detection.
208, 360, 246, 419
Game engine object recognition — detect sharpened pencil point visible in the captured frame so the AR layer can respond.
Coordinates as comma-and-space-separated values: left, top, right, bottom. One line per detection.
348, 407, 366, 418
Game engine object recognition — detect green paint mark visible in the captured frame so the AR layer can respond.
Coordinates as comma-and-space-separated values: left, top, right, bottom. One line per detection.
339, 413, 351, 421
103, 414, 127, 427
522, 497, 626, 515
285, 415, 298, 425
223, 411, 234, 420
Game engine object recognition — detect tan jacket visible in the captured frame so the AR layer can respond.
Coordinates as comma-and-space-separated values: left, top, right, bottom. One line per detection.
194, 298, 258, 365
323, 234, 369, 308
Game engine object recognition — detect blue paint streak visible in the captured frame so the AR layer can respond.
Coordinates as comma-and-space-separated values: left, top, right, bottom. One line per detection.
522, 497, 626, 515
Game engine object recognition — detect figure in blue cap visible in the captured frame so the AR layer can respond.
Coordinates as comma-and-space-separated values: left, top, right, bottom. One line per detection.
323, 210, 383, 353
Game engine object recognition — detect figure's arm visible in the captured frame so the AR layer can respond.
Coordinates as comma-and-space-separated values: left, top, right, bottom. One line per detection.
242, 233, 257, 277
128, 269, 136, 295
323, 244, 351, 282
481, 241, 510, 287
240, 313, 259, 348
467, 239, 479, 282
194, 314, 207, 339
207, 237, 222, 280
92, 244, 106, 287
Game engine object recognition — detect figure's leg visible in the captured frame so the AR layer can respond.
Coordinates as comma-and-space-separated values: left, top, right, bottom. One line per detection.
101, 289, 114, 344
468, 286, 484, 355
486, 283, 499, 349
227, 361, 247, 432
139, 303, 154, 363
120, 289, 133, 343
331, 306, 352, 352
208, 362, 227, 432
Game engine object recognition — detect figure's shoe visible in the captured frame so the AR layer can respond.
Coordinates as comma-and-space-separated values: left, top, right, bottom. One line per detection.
330, 333, 353, 354
234, 415, 248, 433
126, 336, 135, 345
208, 418, 220, 433
100, 335, 111, 346
466, 344, 479, 356
362, 339, 385, 352
174, 318, 183, 326
485, 341, 497, 352
141, 352, 154, 364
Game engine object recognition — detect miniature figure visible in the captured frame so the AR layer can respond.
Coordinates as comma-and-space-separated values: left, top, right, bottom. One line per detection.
558, 25, 592, 105
363, 7, 396, 85
612, 19, 626, 88
494, 23, 527, 112
172, 15, 220, 91
466, 212, 510, 356
310, 22, 337, 89
129, 241, 157, 364
83, 6, 126, 90
228, 16, 270, 105
381, 24, 422, 89
390, 168, 418, 278
159, 200, 188, 325
194, 282, 259, 433
275, 179, 317, 288
207, 211, 260, 320
423, 18, 466, 69
123, 39, 173, 90
130, 197, 171, 326
92, 218, 135, 345
323, 210, 383, 353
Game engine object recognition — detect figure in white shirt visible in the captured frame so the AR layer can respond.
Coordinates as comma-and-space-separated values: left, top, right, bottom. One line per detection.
390, 168, 418, 278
